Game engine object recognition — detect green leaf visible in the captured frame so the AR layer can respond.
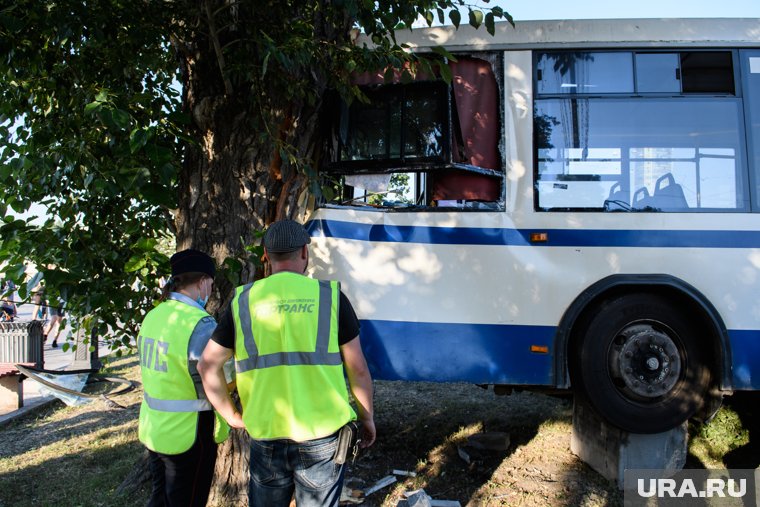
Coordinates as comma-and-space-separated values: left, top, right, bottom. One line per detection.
431, 45, 458, 62
469, 9, 484, 29
26, 271, 43, 294
449, 10, 461, 29
261, 52, 270, 78
133, 238, 158, 251
321, 185, 335, 202
424, 10, 434, 27
438, 62, 453, 84
112, 109, 130, 130
223, 257, 243, 272
485, 12, 495, 36
158, 162, 176, 185
146, 144, 173, 165
5, 263, 25, 280
141, 184, 176, 207
98, 109, 117, 130
125, 255, 147, 272
492, 6, 504, 18
84, 101, 101, 115
129, 128, 149, 153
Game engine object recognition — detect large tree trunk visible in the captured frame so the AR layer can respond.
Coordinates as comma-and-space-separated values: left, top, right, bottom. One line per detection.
207, 429, 251, 506
167, 3, 350, 504
173, 27, 319, 311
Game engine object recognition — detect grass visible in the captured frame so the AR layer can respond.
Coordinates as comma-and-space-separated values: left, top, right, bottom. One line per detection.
0, 355, 757, 507
0, 355, 149, 507
688, 395, 756, 469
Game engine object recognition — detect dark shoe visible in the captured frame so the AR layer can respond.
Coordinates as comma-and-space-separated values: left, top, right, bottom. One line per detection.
52, 340, 58, 348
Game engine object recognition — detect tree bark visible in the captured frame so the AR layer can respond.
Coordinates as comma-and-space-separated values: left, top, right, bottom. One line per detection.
207, 429, 251, 506
167, 2, 353, 503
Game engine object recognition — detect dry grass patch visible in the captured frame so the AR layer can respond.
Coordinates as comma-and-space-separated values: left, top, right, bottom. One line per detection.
0, 355, 148, 507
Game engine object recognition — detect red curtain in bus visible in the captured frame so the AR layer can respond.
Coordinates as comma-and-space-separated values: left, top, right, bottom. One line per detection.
350, 58, 501, 202
431, 57, 501, 201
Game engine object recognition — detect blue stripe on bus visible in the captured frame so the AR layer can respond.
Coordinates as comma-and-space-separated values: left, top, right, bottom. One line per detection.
359, 319, 555, 385
729, 330, 760, 390
360, 320, 760, 389
307, 219, 760, 249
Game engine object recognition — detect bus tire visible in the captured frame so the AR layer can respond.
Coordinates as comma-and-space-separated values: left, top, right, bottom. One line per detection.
576, 293, 711, 434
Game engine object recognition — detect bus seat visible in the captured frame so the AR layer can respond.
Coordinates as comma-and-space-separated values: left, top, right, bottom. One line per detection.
653, 173, 688, 211
632, 186, 657, 210
604, 181, 629, 210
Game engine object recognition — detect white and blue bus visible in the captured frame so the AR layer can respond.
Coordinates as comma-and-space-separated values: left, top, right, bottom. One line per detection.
307, 18, 760, 433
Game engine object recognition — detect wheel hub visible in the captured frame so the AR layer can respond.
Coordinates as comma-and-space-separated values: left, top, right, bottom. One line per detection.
616, 325, 681, 398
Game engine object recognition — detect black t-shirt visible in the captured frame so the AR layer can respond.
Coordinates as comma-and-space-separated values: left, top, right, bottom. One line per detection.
211, 290, 360, 349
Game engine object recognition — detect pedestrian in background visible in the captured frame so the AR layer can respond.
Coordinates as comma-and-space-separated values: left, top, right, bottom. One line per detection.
199, 219, 375, 507
1, 280, 17, 322
32, 290, 48, 323
138, 249, 230, 507
45, 296, 66, 348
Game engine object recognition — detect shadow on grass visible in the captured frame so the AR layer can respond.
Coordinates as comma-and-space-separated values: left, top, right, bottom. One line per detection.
101, 357, 139, 374
0, 440, 148, 507
0, 398, 140, 460
722, 392, 760, 469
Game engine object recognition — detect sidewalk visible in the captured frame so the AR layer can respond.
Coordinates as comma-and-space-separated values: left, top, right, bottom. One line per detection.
0, 318, 113, 426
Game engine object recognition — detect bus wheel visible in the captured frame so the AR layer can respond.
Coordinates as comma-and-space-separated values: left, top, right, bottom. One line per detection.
577, 293, 711, 434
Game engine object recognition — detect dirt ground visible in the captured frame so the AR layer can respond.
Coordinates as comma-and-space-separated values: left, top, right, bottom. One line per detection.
0, 352, 622, 507
13, 353, 760, 506
345, 382, 621, 506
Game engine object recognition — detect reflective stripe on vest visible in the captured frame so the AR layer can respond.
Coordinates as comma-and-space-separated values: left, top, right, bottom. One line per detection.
235, 279, 341, 373
143, 392, 213, 412
138, 299, 230, 454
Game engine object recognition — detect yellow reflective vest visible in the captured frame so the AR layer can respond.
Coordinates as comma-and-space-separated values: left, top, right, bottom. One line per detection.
138, 299, 229, 454
232, 272, 356, 441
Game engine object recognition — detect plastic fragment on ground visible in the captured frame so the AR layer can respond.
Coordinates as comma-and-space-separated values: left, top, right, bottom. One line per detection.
363, 474, 397, 496
402, 489, 461, 507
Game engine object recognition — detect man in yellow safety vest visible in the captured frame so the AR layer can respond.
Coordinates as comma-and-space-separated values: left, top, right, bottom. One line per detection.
199, 219, 375, 506
138, 249, 229, 507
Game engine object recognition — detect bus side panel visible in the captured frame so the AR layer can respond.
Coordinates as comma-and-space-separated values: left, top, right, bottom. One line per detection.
730, 329, 760, 389
360, 319, 555, 384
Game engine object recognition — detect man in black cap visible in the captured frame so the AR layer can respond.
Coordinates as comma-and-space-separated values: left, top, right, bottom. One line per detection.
199, 219, 375, 507
138, 249, 230, 507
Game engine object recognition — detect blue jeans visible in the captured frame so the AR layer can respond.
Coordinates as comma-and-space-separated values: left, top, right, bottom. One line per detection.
249, 432, 345, 507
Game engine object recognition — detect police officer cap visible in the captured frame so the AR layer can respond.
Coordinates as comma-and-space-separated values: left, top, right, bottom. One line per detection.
264, 220, 312, 253
170, 249, 216, 278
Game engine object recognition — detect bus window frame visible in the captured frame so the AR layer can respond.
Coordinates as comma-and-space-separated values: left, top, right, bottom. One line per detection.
532, 49, 751, 213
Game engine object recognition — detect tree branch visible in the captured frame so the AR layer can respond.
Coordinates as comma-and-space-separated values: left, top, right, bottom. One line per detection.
204, 0, 234, 96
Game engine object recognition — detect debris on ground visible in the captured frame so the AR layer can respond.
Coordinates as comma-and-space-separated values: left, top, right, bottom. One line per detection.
340, 485, 364, 504
392, 469, 417, 477
401, 489, 431, 507
457, 431, 511, 465
398, 489, 462, 507
340, 476, 367, 504
363, 474, 397, 496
